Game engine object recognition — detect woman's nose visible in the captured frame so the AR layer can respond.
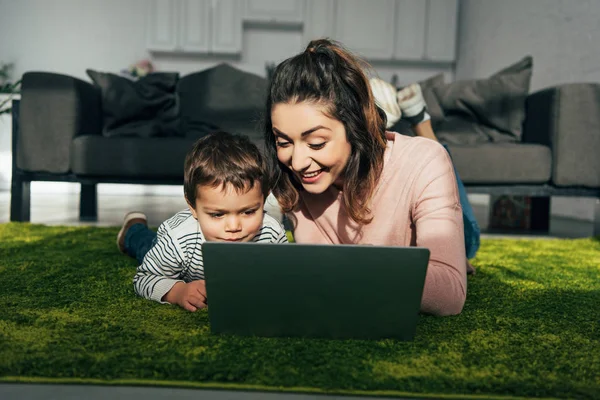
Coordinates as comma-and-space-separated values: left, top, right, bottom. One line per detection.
290, 146, 311, 172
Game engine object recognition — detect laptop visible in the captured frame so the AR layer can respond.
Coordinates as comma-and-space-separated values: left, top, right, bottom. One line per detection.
202, 242, 430, 341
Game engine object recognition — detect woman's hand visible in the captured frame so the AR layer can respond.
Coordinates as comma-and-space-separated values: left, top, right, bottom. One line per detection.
164, 280, 207, 312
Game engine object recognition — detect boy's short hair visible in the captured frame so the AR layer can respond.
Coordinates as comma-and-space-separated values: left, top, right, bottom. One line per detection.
184, 131, 270, 205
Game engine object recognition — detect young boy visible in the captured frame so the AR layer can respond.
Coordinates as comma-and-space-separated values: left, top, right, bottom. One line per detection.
117, 131, 288, 312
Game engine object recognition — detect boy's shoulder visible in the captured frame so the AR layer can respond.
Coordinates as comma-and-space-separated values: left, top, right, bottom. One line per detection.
253, 212, 285, 243
261, 213, 284, 232
162, 209, 197, 233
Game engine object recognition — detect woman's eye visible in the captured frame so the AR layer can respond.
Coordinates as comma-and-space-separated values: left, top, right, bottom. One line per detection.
309, 142, 326, 150
276, 141, 290, 148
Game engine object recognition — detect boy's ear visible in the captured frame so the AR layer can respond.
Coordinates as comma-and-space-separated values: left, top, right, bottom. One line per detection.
185, 197, 198, 220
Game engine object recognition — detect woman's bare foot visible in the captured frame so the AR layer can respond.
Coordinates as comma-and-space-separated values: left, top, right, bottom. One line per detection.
369, 77, 402, 128
397, 83, 438, 142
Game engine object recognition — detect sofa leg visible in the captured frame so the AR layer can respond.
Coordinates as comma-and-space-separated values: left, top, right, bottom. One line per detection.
10, 177, 31, 222
529, 196, 551, 232
80, 183, 98, 221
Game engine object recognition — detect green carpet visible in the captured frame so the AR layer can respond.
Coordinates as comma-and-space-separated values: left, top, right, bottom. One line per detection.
0, 223, 599, 399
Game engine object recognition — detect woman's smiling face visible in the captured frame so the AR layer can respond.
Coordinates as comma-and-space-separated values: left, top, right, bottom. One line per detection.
271, 101, 352, 194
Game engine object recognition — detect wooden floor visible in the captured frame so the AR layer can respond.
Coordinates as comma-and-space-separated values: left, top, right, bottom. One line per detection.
0, 190, 597, 238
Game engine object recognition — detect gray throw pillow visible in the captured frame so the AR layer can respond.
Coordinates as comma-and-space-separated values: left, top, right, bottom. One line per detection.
178, 63, 268, 143
419, 73, 445, 122
86, 70, 181, 138
433, 56, 533, 141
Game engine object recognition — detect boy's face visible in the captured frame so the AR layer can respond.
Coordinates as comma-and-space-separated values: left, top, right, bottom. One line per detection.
188, 182, 265, 243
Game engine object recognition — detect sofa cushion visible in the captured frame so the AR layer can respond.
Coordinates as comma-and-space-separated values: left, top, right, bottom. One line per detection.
433, 56, 533, 142
71, 135, 197, 178
446, 143, 551, 184
86, 70, 181, 138
435, 116, 521, 145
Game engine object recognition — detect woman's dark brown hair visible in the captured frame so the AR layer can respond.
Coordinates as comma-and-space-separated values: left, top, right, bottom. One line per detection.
263, 38, 388, 224
184, 131, 270, 206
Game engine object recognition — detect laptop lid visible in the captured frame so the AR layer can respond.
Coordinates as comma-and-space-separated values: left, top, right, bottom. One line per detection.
203, 242, 430, 340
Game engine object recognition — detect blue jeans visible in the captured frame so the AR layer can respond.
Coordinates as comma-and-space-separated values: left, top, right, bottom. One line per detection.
124, 224, 157, 265
444, 145, 481, 259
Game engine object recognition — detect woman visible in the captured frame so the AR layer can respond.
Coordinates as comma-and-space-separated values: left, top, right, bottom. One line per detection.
264, 39, 471, 316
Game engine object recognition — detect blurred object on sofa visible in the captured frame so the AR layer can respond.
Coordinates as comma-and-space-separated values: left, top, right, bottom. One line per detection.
0, 62, 21, 116
120, 59, 155, 80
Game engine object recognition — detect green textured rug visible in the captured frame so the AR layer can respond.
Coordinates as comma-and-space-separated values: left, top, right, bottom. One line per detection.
0, 223, 598, 399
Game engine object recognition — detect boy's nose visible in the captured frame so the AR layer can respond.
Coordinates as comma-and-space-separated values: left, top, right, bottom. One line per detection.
225, 215, 242, 232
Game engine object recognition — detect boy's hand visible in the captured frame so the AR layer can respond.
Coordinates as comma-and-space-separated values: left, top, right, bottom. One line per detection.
164, 280, 207, 312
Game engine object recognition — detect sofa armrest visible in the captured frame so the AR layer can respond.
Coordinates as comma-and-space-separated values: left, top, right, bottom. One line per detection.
522, 83, 600, 188
16, 72, 102, 174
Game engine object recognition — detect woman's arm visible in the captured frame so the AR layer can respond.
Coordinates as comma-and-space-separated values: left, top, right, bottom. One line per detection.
412, 143, 467, 316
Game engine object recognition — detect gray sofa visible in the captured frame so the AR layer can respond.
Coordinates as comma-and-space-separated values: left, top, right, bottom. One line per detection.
10, 64, 267, 221
9, 66, 600, 234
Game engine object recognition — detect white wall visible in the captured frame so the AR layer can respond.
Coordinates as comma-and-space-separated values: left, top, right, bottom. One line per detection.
456, 0, 600, 221
456, 0, 600, 90
0, 0, 451, 194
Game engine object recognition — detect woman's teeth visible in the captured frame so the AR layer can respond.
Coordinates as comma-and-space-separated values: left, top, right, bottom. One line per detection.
303, 170, 322, 178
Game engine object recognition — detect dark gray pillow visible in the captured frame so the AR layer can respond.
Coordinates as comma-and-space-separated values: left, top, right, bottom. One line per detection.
419, 73, 445, 122
178, 63, 268, 143
86, 70, 181, 138
433, 56, 533, 141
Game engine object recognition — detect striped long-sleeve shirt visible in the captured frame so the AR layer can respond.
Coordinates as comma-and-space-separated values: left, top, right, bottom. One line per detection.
133, 209, 288, 303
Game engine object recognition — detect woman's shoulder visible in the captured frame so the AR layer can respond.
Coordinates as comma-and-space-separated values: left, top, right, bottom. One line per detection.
382, 133, 457, 204
386, 132, 449, 166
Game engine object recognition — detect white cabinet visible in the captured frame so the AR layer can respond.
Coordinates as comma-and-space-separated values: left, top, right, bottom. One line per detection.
178, 0, 211, 52
333, 0, 396, 59
212, 0, 243, 53
394, 0, 426, 60
303, 0, 335, 43
425, 0, 458, 62
147, 0, 242, 54
303, 0, 459, 63
243, 0, 305, 24
146, 0, 179, 52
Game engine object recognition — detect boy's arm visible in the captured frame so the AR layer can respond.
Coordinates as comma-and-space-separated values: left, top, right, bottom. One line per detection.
133, 222, 186, 303
276, 227, 289, 243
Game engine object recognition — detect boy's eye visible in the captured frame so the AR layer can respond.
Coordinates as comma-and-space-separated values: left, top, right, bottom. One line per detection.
309, 142, 325, 150
244, 209, 258, 215
209, 213, 224, 218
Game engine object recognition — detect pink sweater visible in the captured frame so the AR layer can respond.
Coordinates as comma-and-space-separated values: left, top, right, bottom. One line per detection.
292, 133, 467, 316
